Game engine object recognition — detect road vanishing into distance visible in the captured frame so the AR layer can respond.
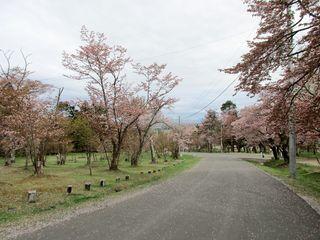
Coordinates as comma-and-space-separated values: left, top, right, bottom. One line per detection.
17, 153, 320, 240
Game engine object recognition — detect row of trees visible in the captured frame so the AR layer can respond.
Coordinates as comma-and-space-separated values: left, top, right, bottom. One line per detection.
0, 27, 182, 175
184, 97, 318, 162
186, 0, 319, 169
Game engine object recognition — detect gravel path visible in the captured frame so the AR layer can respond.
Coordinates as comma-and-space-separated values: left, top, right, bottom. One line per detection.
14, 153, 320, 240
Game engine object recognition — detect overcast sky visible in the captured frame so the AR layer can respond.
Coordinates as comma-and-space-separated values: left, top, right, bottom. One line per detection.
0, 0, 259, 123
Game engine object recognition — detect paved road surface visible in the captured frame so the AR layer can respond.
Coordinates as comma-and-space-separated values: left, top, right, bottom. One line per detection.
17, 153, 320, 240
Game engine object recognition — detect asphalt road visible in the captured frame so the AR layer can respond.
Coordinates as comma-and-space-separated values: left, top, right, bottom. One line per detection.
17, 153, 320, 240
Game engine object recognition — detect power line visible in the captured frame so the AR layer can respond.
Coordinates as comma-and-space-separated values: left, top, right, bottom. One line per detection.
136, 29, 254, 62
184, 77, 238, 119
185, 30, 255, 110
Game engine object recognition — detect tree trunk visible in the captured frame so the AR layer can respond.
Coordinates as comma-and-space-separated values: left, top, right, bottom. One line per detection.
131, 154, 139, 167
4, 152, 11, 166
130, 140, 144, 167
270, 146, 279, 160
110, 160, 118, 170
34, 156, 44, 176
10, 150, 15, 163
131, 148, 142, 167
279, 132, 289, 164
25, 147, 30, 169
172, 143, 180, 160
109, 144, 120, 171
236, 144, 241, 153
231, 140, 235, 152
150, 141, 157, 164
282, 148, 289, 164
252, 146, 257, 153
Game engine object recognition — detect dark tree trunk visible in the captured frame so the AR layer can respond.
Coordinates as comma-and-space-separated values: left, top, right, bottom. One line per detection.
131, 154, 139, 167
4, 152, 11, 166
34, 154, 44, 176
252, 146, 257, 153
282, 149, 289, 164
279, 132, 289, 164
130, 149, 142, 167
130, 140, 144, 167
25, 147, 30, 169
236, 144, 241, 152
270, 146, 279, 160
231, 140, 235, 152
172, 144, 180, 159
258, 143, 266, 153
110, 160, 119, 170
110, 143, 120, 171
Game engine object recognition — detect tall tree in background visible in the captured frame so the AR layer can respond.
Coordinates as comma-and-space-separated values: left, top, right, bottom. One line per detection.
220, 100, 236, 113
197, 109, 221, 152
220, 101, 238, 152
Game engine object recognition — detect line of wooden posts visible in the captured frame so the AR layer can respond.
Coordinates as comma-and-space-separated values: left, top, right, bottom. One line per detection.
26, 163, 181, 203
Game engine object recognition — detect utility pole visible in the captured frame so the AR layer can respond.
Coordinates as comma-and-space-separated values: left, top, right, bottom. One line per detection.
289, 110, 296, 178
178, 116, 181, 156
287, 2, 296, 178
220, 124, 223, 153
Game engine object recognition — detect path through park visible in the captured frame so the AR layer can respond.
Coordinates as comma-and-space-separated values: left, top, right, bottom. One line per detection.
17, 153, 320, 240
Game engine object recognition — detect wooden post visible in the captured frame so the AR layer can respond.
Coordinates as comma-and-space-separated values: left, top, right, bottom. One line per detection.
84, 182, 91, 191
100, 179, 106, 187
67, 185, 72, 194
27, 190, 37, 203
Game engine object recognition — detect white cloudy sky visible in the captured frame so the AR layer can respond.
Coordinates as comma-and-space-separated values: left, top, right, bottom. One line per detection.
0, 0, 260, 123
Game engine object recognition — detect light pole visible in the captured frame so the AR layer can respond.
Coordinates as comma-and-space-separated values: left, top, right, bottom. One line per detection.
287, 2, 296, 178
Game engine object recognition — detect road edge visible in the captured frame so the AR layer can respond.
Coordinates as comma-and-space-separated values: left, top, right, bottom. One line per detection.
251, 163, 320, 216
0, 156, 200, 240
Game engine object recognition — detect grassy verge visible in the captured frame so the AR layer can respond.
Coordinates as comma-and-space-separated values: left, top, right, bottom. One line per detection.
247, 159, 320, 203
0, 153, 199, 225
298, 151, 320, 159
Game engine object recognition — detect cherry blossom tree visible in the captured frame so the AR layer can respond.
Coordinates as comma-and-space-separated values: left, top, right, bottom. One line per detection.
223, 1, 319, 172
231, 104, 280, 158
0, 50, 66, 175
129, 63, 180, 166
224, 1, 319, 101
63, 27, 182, 170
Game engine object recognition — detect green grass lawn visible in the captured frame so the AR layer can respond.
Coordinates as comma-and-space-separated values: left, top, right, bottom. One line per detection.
298, 151, 320, 159
0, 152, 199, 225
248, 159, 320, 203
